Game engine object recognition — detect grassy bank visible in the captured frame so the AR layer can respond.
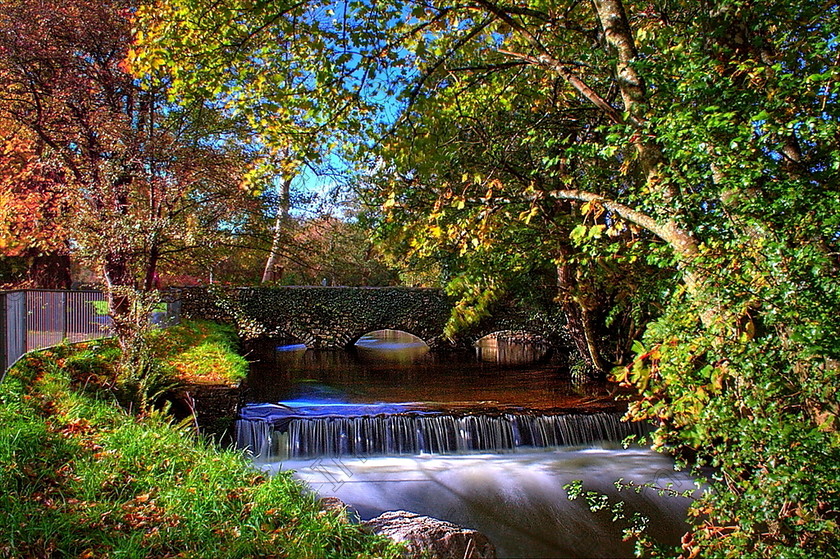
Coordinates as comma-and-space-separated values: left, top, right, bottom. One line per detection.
150, 320, 249, 385
62, 320, 250, 390
0, 326, 399, 558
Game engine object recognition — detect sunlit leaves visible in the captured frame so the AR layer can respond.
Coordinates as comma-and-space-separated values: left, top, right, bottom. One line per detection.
0, 0, 257, 292
133, 1, 840, 554
0, 128, 68, 259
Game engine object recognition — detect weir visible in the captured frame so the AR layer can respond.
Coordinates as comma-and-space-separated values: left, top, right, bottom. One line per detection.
235, 407, 649, 460
237, 333, 694, 558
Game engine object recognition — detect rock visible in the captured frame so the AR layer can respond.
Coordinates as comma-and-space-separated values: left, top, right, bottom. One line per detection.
317, 497, 359, 523
363, 511, 496, 559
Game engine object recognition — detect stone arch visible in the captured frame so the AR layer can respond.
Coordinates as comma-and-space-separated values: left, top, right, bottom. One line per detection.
472, 329, 554, 365
177, 286, 571, 353
459, 303, 570, 351
345, 325, 440, 350
257, 324, 315, 350
472, 329, 551, 347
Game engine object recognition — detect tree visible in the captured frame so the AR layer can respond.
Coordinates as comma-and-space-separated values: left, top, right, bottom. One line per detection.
0, 122, 71, 288
136, 0, 840, 555
0, 0, 257, 390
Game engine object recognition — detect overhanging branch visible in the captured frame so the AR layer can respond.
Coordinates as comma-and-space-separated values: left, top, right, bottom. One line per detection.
545, 189, 699, 259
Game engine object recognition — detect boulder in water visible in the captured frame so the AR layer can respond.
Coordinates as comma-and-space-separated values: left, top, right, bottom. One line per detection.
363, 511, 496, 558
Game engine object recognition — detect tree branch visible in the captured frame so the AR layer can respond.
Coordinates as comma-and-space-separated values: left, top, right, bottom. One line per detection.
545, 189, 699, 259
496, 48, 627, 125
472, 0, 643, 128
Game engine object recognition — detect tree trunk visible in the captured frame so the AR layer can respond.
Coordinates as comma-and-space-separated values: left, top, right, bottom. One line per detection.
592, 0, 674, 201
103, 253, 133, 319
262, 176, 292, 284
27, 251, 72, 289
556, 248, 610, 375
143, 244, 160, 292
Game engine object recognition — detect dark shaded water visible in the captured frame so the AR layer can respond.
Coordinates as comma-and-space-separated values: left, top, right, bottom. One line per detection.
243, 332, 625, 413
239, 331, 696, 558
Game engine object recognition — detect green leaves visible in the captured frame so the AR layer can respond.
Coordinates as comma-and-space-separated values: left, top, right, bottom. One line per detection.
134, 0, 840, 556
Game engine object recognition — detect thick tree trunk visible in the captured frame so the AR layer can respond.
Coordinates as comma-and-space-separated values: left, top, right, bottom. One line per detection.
592, 0, 674, 201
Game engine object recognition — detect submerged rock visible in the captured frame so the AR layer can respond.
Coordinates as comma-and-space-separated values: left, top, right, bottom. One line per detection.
363, 511, 496, 558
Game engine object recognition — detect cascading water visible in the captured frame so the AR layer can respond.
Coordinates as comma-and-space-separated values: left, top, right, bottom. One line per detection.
235, 406, 650, 460
240, 331, 699, 558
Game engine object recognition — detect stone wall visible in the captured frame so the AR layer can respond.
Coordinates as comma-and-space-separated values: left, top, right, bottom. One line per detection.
176, 286, 569, 351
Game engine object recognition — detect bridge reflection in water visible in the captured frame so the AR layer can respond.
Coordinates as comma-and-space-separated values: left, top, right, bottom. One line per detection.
238, 330, 696, 559
475, 333, 550, 365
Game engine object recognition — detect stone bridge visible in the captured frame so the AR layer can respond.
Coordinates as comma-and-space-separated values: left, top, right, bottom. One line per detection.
178, 286, 569, 350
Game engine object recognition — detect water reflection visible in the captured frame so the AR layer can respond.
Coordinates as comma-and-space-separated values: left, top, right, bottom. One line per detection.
244, 339, 621, 413
475, 334, 549, 365
354, 329, 429, 363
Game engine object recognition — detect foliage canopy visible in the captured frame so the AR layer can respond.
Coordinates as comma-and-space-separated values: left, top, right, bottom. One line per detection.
73, 0, 840, 555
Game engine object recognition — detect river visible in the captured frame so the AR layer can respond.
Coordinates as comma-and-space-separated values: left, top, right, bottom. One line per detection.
237, 330, 697, 558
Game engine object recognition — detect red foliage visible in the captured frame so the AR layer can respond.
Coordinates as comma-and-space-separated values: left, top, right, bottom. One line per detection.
0, 0, 251, 295
0, 128, 68, 258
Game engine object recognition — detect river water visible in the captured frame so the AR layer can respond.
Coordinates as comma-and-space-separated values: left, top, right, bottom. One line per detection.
239, 331, 697, 558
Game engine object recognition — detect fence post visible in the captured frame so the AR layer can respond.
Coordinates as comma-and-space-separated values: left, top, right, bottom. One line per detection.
63, 290, 69, 342
0, 292, 7, 374
22, 291, 28, 354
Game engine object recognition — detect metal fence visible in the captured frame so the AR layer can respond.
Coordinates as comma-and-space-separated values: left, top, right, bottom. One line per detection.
0, 290, 180, 374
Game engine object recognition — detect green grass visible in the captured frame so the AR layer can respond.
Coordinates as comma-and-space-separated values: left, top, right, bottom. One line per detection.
0, 343, 400, 558
149, 320, 249, 384
89, 300, 167, 316
58, 320, 249, 388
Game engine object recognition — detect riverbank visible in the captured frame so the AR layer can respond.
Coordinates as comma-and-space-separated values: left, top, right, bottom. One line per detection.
0, 323, 400, 558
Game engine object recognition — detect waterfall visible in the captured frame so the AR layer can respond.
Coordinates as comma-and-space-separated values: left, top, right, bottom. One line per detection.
236, 411, 649, 460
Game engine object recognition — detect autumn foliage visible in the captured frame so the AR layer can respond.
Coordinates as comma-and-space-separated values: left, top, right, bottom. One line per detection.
0, 126, 71, 286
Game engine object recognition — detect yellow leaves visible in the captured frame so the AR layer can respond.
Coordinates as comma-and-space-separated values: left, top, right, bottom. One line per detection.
739, 317, 756, 342
605, 223, 625, 238
580, 200, 604, 219
518, 205, 539, 224
381, 192, 397, 210
634, 26, 653, 45
588, 224, 606, 238
461, 173, 483, 185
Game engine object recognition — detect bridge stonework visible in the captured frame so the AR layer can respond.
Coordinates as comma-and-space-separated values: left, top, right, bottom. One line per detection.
177, 286, 569, 350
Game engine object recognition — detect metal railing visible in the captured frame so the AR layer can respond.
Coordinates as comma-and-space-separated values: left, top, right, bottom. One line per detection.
0, 289, 180, 374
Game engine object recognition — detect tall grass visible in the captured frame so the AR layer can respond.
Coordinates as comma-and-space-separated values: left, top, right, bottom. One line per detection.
0, 344, 399, 558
